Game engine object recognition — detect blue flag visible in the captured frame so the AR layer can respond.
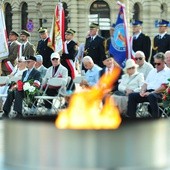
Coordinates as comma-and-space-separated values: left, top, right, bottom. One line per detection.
109, 5, 128, 68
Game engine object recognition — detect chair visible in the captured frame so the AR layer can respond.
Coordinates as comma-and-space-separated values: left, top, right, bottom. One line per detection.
136, 102, 169, 118
71, 75, 86, 91
0, 76, 9, 85
29, 77, 70, 116
9, 76, 21, 83
73, 76, 86, 84
0, 76, 10, 110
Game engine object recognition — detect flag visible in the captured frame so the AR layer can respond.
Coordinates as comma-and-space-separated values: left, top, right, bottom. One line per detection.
0, 4, 9, 60
48, 2, 65, 53
109, 1, 130, 68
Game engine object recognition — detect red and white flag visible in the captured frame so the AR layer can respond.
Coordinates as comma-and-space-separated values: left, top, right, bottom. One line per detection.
0, 4, 9, 60
48, 2, 65, 53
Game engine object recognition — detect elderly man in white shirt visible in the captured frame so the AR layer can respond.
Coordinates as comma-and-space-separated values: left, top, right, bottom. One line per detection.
80, 56, 102, 88
127, 52, 170, 118
134, 51, 153, 79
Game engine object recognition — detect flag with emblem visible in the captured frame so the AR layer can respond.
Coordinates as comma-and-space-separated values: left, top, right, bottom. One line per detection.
109, 1, 130, 68
48, 2, 65, 53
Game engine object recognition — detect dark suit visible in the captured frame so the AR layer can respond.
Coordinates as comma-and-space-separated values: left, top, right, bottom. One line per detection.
22, 41, 35, 56
3, 68, 41, 115
2, 41, 20, 75
36, 37, 54, 68
132, 33, 151, 61
151, 33, 170, 64
84, 35, 105, 68
99, 67, 123, 93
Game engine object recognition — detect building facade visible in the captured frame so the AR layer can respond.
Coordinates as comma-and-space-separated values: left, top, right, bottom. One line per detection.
3, 0, 170, 46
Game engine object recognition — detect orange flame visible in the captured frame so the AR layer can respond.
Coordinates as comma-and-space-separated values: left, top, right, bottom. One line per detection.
55, 66, 122, 129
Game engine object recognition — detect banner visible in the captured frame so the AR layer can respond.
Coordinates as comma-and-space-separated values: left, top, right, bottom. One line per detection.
109, 1, 130, 68
0, 5, 9, 60
48, 2, 65, 53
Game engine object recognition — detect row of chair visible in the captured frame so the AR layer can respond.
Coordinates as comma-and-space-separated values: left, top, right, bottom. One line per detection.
0, 75, 86, 117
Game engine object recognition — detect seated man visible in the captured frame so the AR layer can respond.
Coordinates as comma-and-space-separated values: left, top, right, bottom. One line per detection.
42, 52, 68, 109
127, 52, 170, 118
99, 54, 123, 93
2, 55, 41, 118
35, 54, 47, 78
0, 56, 27, 111
80, 55, 102, 88
134, 51, 153, 79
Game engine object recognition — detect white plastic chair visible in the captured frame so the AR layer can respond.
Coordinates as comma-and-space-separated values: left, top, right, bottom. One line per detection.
9, 76, 21, 83
0, 76, 10, 104
0, 76, 9, 85
73, 76, 86, 84
31, 77, 69, 115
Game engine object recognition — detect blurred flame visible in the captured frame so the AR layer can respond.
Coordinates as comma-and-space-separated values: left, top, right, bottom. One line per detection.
55, 66, 122, 129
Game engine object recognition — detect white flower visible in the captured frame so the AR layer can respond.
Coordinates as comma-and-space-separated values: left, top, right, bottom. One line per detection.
28, 86, 36, 93
23, 82, 31, 91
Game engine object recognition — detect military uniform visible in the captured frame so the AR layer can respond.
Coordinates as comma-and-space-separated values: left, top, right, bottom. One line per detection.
132, 20, 151, 61
132, 33, 151, 61
61, 29, 77, 90
36, 27, 54, 68
2, 31, 20, 76
152, 34, 170, 56
20, 30, 35, 57
151, 20, 170, 64
84, 23, 105, 68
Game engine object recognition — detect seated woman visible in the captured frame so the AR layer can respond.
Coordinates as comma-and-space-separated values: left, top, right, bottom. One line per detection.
112, 59, 144, 115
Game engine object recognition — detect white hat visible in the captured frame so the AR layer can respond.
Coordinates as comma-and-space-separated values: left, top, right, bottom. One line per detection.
35, 55, 43, 62
51, 52, 60, 60
18, 56, 26, 62
124, 59, 138, 70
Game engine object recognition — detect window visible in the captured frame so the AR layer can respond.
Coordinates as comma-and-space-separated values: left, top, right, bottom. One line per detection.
21, 2, 28, 30
161, 3, 167, 19
5, 3, 12, 36
133, 3, 140, 20
89, 0, 110, 38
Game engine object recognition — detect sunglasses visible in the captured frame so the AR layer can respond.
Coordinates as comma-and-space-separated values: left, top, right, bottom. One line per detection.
135, 57, 143, 60
154, 63, 161, 66
52, 58, 59, 61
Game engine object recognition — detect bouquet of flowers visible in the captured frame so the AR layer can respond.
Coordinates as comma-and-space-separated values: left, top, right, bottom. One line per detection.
22, 79, 41, 107
162, 79, 170, 113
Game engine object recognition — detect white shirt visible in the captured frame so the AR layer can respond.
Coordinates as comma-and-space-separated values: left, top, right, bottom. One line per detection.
145, 66, 170, 90
137, 61, 153, 79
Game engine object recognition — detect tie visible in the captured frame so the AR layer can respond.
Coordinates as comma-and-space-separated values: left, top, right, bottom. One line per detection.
8, 42, 11, 48
108, 68, 111, 74
90, 37, 93, 42
133, 36, 136, 40
22, 44, 25, 54
159, 35, 162, 39
52, 66, 58, 77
